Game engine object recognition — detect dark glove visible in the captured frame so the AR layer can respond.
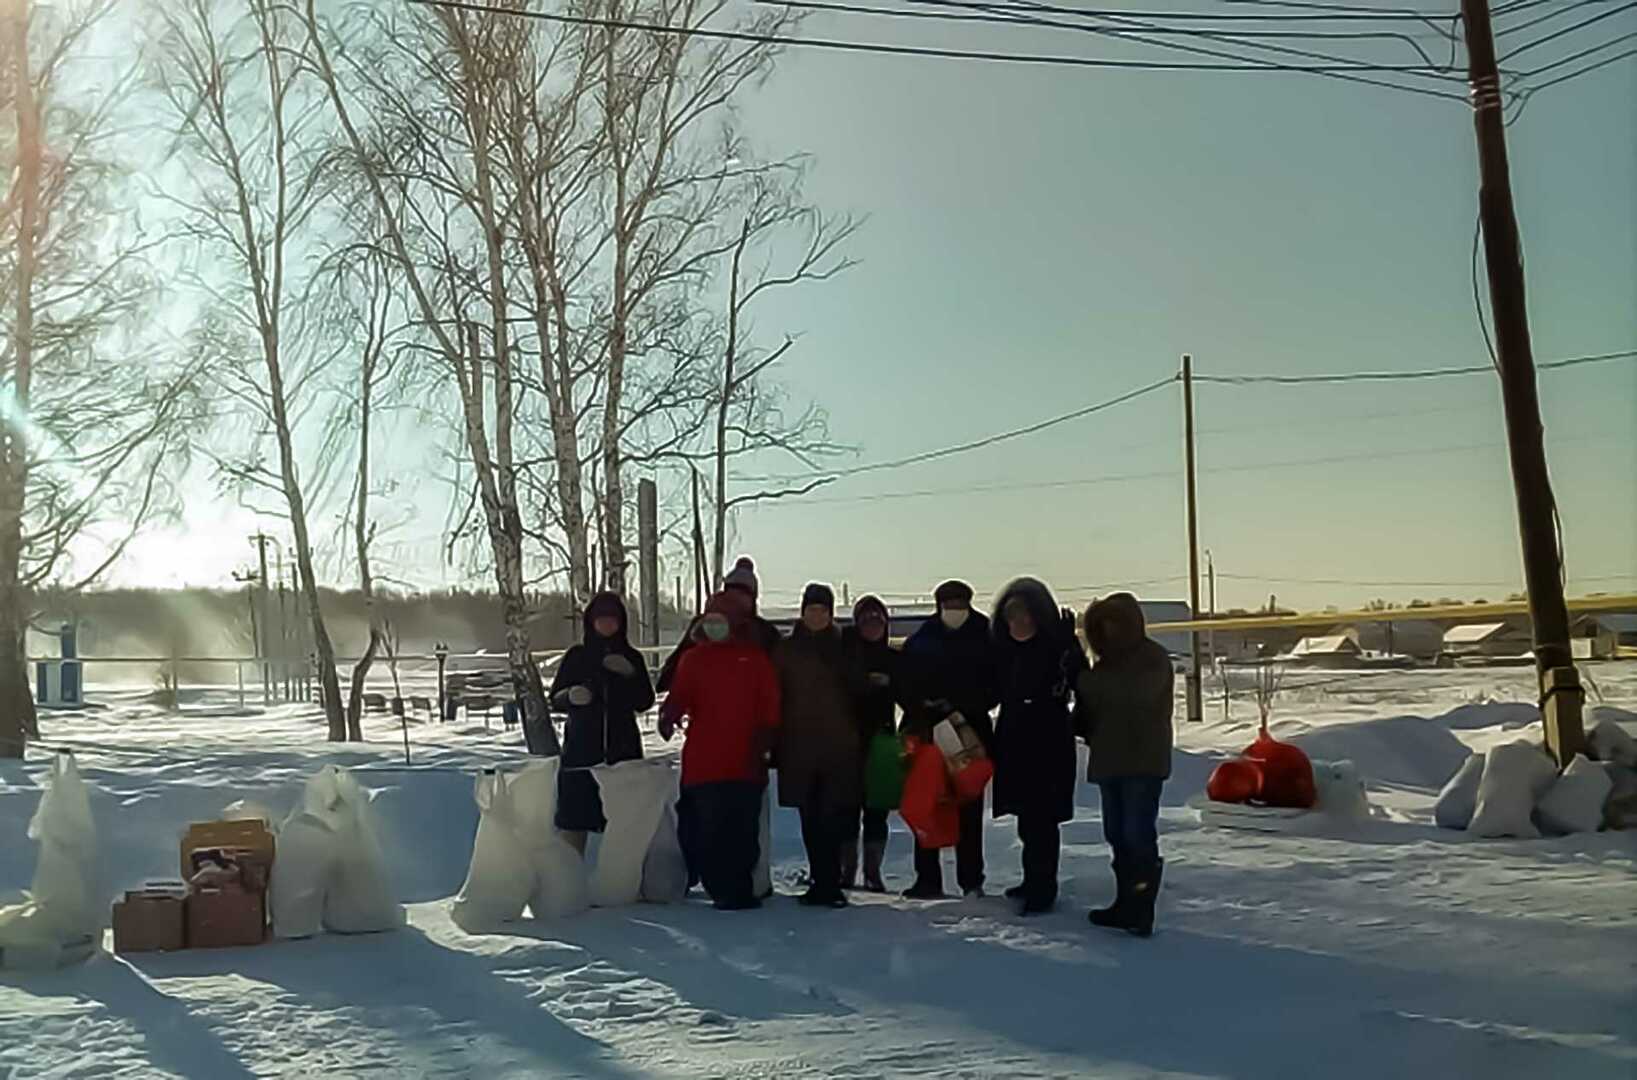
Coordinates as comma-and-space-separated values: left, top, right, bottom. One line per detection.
657, 711, 677, 741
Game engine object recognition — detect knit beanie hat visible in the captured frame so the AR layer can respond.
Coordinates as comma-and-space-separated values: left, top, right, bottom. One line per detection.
801, 582, 835, 612
852, 594, 889, 626
723, 556, 760, 599
933, 579, 975, 607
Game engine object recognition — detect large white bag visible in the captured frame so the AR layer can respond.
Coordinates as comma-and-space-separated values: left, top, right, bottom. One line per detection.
1536, 754, 1613, 835
507, 759, 589, 920
270, 767, 402, 937
589, 760, 672, 907
1587, 716, 1637, 768
0, 753, 100, 966
640, 771, 688, 904
1434, 754, 1485, 830
452, 770, 535, 930
1467, 742, 1557, 839
753, 785, 773, 899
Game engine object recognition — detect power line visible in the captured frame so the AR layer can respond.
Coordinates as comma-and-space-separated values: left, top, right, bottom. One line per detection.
1190, 348, 1636, 385
1498, 0, 1637, 60
1496, 0, 1630, 35
815, 375, 1178, 480
1217, 570, 1634, 587
404, 0, 1467, 96
743, 432, 1623, 507
1523, 41, 1637, 84
1517, 28, 1637, 72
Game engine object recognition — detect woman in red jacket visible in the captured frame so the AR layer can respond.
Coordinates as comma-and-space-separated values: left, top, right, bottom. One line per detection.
659, 590, 782, 910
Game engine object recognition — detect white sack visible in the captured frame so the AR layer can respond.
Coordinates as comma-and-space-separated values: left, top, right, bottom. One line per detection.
270, 810, 335, 940
640, 770, 687, 904
1468, 741, 1557, 839
508, 759, 589, 919
319, 769, 403, 933
1311, 759, 1369, 820
589, 760, 672, 907
0, 753, 99, 960
753, 786, 773, 899
1434, 754, 1485, 831
1536, 754, 1613, 835
452, 770, 535, 930
1587, 717, 1637, 768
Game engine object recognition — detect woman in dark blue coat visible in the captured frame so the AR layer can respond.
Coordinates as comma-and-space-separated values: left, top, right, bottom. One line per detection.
551, 592, 656, 848
990, 577, 1087, 915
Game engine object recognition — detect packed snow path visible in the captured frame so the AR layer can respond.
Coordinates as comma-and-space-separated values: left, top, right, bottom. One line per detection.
3, 667, 1634, 1078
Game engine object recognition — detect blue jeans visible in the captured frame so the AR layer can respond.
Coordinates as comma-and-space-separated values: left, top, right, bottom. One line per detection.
1099, 778, 1164, 867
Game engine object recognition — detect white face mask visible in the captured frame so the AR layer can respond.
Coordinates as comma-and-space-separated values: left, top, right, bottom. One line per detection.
700, 615, 730, 643
940, 607, 969, 631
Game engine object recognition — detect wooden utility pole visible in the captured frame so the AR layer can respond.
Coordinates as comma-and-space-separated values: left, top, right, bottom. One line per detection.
638, 478, 660, 647
1461, 0, 1584, 766
252, 532, 271, 705
1182, 354, 1203, 723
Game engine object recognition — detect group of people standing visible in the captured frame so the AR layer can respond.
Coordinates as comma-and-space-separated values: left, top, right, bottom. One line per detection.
547, 556, 1176, 937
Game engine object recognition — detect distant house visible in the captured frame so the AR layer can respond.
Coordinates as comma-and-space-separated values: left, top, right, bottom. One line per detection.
1573, 614, 1637, 661
1286, 631, 1363, 668
1443, 621, 1533, 662
1354, 619, 1444, 660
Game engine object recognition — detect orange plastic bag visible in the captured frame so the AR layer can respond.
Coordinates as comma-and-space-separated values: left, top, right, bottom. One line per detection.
1207, 759, 1264, 804
1242, 731, 1316, 809
950, 758, 994, 804
899, 739, 960, 849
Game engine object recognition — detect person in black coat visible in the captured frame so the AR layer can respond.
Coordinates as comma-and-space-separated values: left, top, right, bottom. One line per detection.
896, 579, 998, 899
550, 592, 656, 850
991, 577, 1088, 915
842, 594, 898, 892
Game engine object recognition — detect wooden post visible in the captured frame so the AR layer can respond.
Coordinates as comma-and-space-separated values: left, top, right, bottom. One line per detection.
1182, 354, 1203, 724
638, 478, 660, 647
1461, 0, 1584, 765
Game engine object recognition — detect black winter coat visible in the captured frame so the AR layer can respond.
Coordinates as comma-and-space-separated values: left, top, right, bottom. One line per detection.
842, 626, 899, 744
990, 577, 1087, 823
897, 611, 999, 750
1077, 593, 1174, 782
551, 598, 656, 771
773, 623, 862, 811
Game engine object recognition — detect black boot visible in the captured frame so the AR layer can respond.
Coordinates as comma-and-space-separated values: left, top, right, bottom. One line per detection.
862, 842, 887, 892
840, 842, 859, 891
1124, 858, 1164, 938
1003, 883, 1028, 900
1087, 861, 1126, 928
902, 878, 946, 900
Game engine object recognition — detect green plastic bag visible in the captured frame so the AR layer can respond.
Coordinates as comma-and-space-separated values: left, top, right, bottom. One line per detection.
864, 731, 908, 811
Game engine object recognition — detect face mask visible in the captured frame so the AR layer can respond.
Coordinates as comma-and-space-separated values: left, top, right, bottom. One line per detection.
701, 615, 730, 643
940, 607, 969, 631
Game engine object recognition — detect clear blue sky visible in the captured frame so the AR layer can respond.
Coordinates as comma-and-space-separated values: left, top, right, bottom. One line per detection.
113, 4, 1637, 614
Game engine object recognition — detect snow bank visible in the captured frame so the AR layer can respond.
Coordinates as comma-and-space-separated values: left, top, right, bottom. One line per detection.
1288, 715, 1471, 790
1536, 755, 1612, 835
0, 753, 100, 968
1434, 754, 1485, 830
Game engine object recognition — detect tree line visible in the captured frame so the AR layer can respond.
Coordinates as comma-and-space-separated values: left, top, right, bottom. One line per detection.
1, 0, 855, 755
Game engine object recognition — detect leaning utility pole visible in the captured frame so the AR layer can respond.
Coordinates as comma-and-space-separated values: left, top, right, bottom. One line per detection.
1461, 0, 1584, 766
1181, 354, 1203, 724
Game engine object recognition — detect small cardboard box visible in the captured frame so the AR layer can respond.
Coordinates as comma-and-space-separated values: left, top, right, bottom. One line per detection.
932, 716, 987, 770
187, 883, 267, 949
112, 891, 187, 954
180, 820, 275, 880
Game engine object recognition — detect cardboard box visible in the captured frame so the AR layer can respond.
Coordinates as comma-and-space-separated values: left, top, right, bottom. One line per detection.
180, 820, 275, 879
187, 883, 267, 949
932, 716, 988, 771
112, 891, 187, 954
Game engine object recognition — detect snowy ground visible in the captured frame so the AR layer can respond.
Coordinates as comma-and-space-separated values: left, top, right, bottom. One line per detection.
3, 665, 1635, 1078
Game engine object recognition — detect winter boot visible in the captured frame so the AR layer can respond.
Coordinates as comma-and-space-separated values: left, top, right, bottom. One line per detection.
799, 884, 848, 908
1087, 861, 1127, 929
902, 878, 947, 900
1003, 883, 1028, 900
840, 842, 860, 891
862, 842, 887, 893
1124, 859, 1163, 938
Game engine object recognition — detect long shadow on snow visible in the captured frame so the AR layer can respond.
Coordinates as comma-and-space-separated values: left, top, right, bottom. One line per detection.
131, 926, 634, 1078
499, 904, 855, 1024
2, 954, 258, 1079
652, 896, 1632, 1079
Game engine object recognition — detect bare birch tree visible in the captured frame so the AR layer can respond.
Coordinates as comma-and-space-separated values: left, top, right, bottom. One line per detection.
150, 0, 347, 740
1, 0, 199, 757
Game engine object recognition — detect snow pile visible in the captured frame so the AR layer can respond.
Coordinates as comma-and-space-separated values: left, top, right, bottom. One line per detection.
1288, 715, 1470, 790
1467, 741, 1558, 839
0, 753, 99, 969
640, 781, 688, 904
1587, 711, 1637, 768
269, 766, 404, 938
